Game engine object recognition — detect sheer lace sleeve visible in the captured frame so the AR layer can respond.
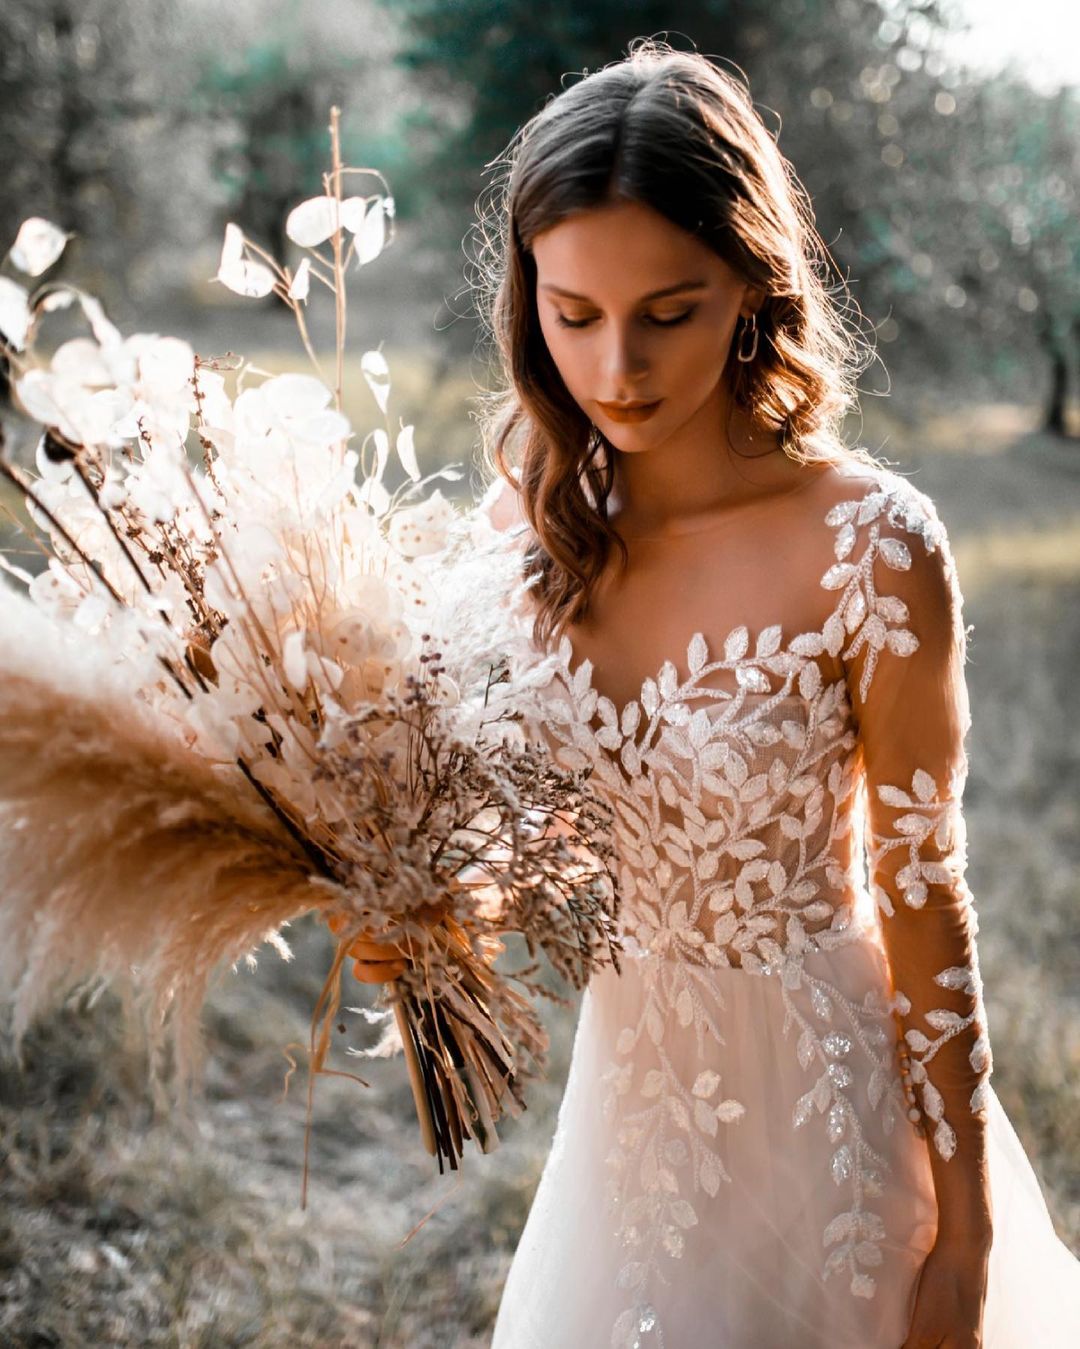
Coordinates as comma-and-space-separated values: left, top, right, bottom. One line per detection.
837, 481, 992, 1166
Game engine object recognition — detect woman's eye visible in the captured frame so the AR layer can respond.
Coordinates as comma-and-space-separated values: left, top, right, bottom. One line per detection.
554, 309, 696, 330
648, 309, 695, 327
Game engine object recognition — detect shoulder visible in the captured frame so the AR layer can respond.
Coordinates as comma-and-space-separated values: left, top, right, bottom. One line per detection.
790, 458, 956, 618
809, 461, 967, 702
812, 459, 949, 558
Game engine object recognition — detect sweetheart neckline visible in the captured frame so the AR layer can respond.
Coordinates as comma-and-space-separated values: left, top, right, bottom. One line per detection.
549, 624, 832, 729
499, 468, 930, 730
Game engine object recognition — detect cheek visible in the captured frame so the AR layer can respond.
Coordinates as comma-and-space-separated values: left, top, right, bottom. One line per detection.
662, 325, 733, 394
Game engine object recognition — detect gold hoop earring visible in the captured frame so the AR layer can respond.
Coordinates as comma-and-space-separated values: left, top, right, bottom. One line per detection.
736, 312, 759, 364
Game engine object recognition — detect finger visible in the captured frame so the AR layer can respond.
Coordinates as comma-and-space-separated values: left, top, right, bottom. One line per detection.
353, 970, 402, 985
348, 937, 407, 961
351, 952, 407, 972
351, 959, 408, 984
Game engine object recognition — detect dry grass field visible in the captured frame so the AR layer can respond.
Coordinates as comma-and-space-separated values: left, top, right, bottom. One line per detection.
0, 378, 1078, 1347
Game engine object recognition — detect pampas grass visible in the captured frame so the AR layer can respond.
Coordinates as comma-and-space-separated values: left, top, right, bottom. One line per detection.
0, 581, 321, 1103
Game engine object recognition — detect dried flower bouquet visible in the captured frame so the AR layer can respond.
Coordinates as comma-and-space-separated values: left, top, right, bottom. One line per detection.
0, 109, 622, 1189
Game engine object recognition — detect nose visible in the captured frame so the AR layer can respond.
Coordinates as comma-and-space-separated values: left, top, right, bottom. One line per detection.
601, 322, 650, 393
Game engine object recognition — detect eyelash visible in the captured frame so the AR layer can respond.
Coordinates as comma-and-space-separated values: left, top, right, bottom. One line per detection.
554, 309, 696, 330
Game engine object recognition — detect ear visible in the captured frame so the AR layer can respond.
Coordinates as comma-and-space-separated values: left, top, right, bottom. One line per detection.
740, 284, 767, 319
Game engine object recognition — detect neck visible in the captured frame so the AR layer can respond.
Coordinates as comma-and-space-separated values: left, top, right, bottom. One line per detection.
607, 381, 784, 532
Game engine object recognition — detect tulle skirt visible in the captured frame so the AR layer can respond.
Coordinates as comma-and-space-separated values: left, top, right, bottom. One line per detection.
491, 938, 1080, 1348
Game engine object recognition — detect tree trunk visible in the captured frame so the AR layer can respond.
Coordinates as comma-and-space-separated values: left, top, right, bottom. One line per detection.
1040, 315, 1068, 437
1072, 314, 1080, 438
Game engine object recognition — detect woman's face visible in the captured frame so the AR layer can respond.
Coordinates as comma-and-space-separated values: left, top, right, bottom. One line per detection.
531, 198, 761, 454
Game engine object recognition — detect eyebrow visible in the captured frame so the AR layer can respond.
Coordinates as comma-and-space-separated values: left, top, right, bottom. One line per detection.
538, 280, 708, 303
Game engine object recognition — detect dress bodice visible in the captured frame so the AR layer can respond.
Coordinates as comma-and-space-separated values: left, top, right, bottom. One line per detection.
528, 467, 950, 975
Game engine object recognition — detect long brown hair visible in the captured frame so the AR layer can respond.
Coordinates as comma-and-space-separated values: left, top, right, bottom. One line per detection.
471, 38, 880, 647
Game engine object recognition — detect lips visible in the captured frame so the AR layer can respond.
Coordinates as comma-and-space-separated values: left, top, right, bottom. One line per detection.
596, 399, 663, 423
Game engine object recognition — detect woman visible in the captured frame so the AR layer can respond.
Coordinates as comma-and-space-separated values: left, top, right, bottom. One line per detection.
363, 40, 1080, 1348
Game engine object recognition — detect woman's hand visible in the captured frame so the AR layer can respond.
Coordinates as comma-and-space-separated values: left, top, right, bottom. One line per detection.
344, 932, 410, 984
325, 900, 452, 985
901, 1231, 992, 1349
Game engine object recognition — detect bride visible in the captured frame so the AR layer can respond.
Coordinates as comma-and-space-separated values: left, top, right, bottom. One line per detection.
359, 40, 1080, 1348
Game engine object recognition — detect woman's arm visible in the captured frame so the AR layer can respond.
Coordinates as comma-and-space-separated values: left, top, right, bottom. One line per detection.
839, 482, 992, 1344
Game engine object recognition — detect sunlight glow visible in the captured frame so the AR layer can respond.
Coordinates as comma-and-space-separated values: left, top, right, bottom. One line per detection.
945, 0, 1078, 93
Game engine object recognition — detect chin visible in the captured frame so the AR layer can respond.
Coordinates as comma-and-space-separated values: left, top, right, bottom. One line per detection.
596, 417, 668, 452
607, 436, 657, 456
606, 417, 684, 456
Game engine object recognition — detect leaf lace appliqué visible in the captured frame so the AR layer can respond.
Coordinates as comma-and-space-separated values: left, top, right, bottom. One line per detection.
818, 485, 944, 701
867, 767, 992, 1160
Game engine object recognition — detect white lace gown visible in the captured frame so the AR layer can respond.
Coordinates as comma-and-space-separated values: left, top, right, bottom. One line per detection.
485, 464, 1080, 1349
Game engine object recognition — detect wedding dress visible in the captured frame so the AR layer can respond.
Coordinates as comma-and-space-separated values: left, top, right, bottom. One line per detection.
480, 459, 1080, 1349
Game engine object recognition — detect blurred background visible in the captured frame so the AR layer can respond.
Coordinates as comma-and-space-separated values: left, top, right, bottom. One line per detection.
0, 1, 1078, 1345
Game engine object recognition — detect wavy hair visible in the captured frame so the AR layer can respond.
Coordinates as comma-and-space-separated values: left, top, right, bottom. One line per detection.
470, 38, 880, 647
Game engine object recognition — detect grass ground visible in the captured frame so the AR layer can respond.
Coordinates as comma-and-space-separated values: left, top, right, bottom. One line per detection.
1, 377, 1078, 1347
